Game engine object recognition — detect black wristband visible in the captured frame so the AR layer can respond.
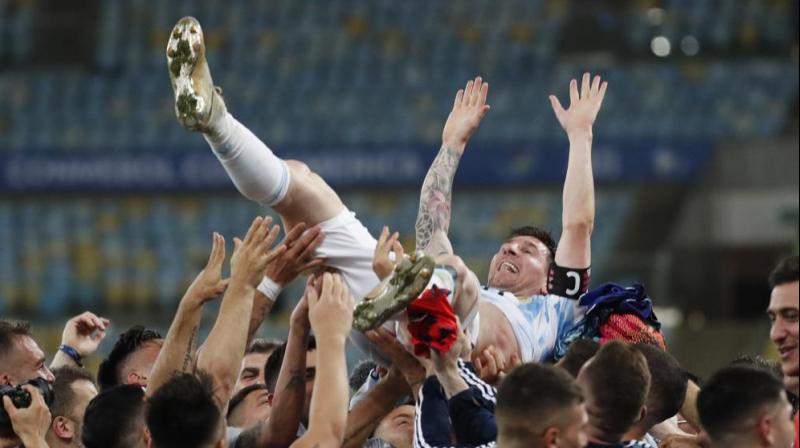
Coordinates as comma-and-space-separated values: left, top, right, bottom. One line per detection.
547, 264, 591, 299
59, 344, 83, 367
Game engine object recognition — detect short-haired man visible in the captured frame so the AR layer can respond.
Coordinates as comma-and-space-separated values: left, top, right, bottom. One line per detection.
227, 384, 271, 429
234, 338, 282, 394
698, 365, 795, 448
496, 363, 588, 448
146, 372, 225, 448
576, 340, 651, 447
555, 338, 600, 378
766, 254, 799, 446
82, 384, 149, 448
97, 326, 163, 391
624, 344, 688, 447
0, 320, 54, 385
46, 367, 98, 448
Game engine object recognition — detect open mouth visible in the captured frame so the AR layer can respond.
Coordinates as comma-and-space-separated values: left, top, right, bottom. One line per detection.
779, 345, 797, 359
499, 261, 519, 274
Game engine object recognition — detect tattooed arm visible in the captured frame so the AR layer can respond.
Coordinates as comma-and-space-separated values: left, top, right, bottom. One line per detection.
197, 217, 283, 408
416, 76, 490, 256
292, 273, 354, 448
146, 233, 228, 398
262, 293, 314, 448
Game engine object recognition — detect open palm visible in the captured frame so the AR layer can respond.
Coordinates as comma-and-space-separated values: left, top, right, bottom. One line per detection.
550, 72, 608, 136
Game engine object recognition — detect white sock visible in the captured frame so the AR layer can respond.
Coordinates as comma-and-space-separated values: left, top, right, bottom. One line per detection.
204, 113, 290, 207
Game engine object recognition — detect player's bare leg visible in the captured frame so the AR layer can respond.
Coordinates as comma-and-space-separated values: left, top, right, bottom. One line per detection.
166, 16, 343, 231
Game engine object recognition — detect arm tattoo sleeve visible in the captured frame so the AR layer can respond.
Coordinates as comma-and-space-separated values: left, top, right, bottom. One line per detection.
415, 145, 462, 253
182, 326, 198, 372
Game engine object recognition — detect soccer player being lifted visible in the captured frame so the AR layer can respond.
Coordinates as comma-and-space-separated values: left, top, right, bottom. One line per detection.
167, 16, 606, 363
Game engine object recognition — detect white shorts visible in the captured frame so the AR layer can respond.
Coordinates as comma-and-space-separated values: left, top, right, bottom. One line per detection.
314, 208, 480, 363
314, 207, 380, 300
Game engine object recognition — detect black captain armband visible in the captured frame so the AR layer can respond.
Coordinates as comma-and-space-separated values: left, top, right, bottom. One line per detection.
547, 264, 591, 299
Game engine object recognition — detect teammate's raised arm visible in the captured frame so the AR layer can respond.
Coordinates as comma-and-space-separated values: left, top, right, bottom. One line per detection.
549, 73, 607, 272
415, 76, 490, 256
147, 232, 228, 398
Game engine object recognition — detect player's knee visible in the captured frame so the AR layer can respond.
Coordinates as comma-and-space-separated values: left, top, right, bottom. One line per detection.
286, 159, 311, 177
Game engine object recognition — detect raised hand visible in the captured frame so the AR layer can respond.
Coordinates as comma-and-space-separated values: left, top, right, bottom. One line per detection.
550, 72, 608, 137
60, 311, 109, 358
185, 232, 229, 304
308, 273, 354, 341
372, 226, 405, 280
442, 76, 491, 151
230, 216, 284, 288
266, 223, 326, 286
365, 327, 426, 390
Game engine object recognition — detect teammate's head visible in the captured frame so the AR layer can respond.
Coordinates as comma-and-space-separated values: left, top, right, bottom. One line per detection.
47, 367, 98, 448
146, 372, 224, 448
576, 340, 651, 444
496, 363, 587, 448
82, 384, 149, 448
767, 255, 799, 383
97, 325, 163, 391
0, 319, 55, 385
488, 226, 556, 297
555, 338, 600, 378
235, 338, 282, 394
373, 404, 415, 448
631, 344, 688, 432
698, 365, 795, 448
227, 383, 271, 429
263, 335, 317, 425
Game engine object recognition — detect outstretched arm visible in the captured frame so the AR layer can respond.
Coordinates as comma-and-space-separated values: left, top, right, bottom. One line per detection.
146, 233, 228, 398
196, 216, 283, 408
246, 223, 324, 344
291, 273, 354, 448
416, 76, 490, 256
549, 73, 607, 270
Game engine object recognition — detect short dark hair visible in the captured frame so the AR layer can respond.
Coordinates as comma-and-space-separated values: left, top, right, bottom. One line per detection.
82, 384, 145, 448
51, 366, 95, 420
247, 338, 283, 355
730, 354, 783, 379
557, 338, 600, 378
227, 383, 269, 420
349, 359, 377, 392
146, 371, 222, 448
496, 363, 584, 444
0, 319, 31, 360
769, 255, 799, 289
633, 344, 687, 428
97, 325, 161, 391
698, 365, 787, 443
580, 340, 651, 441
264, 335, 317, 392
509, 226, 557, 261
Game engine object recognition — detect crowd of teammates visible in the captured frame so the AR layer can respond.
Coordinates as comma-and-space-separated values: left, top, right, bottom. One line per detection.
0, 16, 798, 448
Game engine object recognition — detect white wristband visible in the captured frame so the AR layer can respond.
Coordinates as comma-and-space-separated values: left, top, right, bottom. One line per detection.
257, 276, 283, 302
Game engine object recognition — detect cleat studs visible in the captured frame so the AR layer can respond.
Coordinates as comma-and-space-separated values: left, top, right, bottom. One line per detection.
410, 253, 417, 263
190, 26, 197, 34
167, 48, 175, 57
420, 268, 431, 280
